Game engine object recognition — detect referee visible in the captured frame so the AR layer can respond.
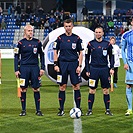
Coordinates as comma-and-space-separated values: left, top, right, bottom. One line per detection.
14, 24, 45, 116
85, 26, 114, 116
53, 19, 84, 116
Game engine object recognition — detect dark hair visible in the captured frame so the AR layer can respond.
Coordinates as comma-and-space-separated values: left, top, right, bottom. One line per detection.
95, 25, 104, 30
63, 19, 73, 24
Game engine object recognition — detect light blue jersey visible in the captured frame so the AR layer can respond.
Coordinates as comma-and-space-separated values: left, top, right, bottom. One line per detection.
121, 30, 133, 84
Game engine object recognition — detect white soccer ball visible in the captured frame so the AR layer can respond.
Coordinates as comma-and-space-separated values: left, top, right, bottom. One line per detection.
69, 108, 81, 119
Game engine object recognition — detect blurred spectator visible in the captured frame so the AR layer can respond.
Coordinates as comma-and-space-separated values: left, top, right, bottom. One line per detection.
126, 9, 132, 15
51, 22, 57, 30
60, 9, 64, 20
55, 16, 63, 28
99, 16, 109, 38
1, 19, 6, 29
54, 9, 60, 17
116, 13, 122, 22
40, 18, 45, 29
107, 19, 114, 29
44, 20, 50, 29
34, 17, 41, 29
8, 5, 14, 17
30, 19, 35, 26
100, 15, 106, 24
15, 4, 21, 19
49, 10, 54, 16
91, 18, 100, 31
88, 19, 93, 29
49, 15, 56, 24
21, 13, 26, 22
38, 6, 44, 18
63, 12, 70, 20
0, 6, 3, 15
26, 5, 32, 19
119, 27, 124, 36
81, 5, 88, 21
114, 26, 120, 37
127, 16, 133, 26
15, 18, 21, 26
99, 15, 107, 31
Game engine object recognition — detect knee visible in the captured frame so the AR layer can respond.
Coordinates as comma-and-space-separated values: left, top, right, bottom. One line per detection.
21, 88, 27, 92
126, 84, 132, 88
89, 88, 96, 94
72, 84, 80, 90
59, 84, 66, 91
32, 88, 40, 92
126, 85, 132, 93
103, 88, 109, 94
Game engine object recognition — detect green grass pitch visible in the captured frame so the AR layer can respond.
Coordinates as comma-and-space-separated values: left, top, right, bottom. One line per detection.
0, 59, 133, 133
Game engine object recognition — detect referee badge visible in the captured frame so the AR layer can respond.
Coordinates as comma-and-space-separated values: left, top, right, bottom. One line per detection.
57, 75, 62, 83
103, 50, 107, 56
33, 48, 37, 54
89, 79, 96, 87
19, 78, 25, 86
72, 43, 76, 49
53, 42, 57, 48
14, 47, 19, 54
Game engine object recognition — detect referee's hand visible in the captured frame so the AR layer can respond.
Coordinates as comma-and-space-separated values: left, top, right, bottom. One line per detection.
54, 66, 60, 72
40, 69, 45, 76
86, 72, 90, 77
15, 71, 20, 78
110, 69, 114, 75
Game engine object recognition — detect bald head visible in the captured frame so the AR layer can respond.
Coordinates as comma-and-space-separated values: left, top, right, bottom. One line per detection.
24, 25, 34, 40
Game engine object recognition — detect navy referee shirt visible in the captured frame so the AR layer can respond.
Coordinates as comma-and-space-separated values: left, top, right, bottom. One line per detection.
85, 39, 114, 72
53, 33, 84, 62
14, 38, 45, 72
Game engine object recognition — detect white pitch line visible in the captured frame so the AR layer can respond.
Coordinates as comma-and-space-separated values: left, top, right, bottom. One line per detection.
73, 90, 82, 133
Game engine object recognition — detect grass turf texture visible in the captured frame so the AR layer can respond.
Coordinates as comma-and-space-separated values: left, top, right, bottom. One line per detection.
0, 59, 133, 133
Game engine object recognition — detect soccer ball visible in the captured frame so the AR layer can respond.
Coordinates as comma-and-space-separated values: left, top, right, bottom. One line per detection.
69, 108, 81, 119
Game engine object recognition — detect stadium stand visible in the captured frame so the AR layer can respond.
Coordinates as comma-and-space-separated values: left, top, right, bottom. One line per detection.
0, 15, 49, 48
0, 14, 124, 48
1, 0, 133, 49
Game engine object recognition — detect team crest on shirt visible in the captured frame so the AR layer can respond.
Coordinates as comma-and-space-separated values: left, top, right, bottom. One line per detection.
89, 79, 96, 87
103, 49, 107, 56
72, 43, 76, 49
33, 48, 37, 54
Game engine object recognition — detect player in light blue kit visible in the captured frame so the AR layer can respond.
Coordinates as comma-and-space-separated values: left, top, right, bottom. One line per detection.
121, 18, 133, 116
